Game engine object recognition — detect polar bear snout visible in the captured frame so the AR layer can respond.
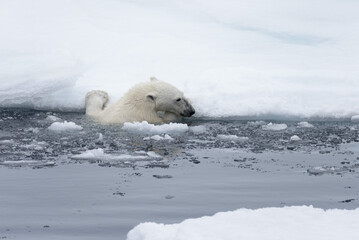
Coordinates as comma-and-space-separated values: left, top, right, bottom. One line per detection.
180, 99, 196, 117
181, 108, 196, 117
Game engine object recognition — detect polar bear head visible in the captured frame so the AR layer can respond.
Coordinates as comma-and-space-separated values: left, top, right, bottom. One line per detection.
146, 77, 195, 118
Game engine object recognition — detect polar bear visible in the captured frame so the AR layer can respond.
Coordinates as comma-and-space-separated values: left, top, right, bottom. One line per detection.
85, 77, 195, 124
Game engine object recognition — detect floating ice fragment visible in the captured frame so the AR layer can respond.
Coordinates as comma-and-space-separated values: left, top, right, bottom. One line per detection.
0, 160, 55, 167
290, 135, 301, 141
23, 144, 43, 151
97, 133, 104, 142
0, 139, 15, 145
307, 166, 340, 175
48, 121, 83, 132
46, 115, 62, 122
189, 126, 206, 134
26, 127, 40, 133
217, 134, 248, 142
146, 151, 162, 159
351, 115, 359, 122
71, 148, 162, 161
248, 121, 266, 126
262, 123, 287, 131
123, 121, 188, 135
71, 148, 105, 160
298, 121, 314, 128
20, 141, 48, 150
188, 139, 214, 144
143, 134, 174, 141
1, 160, 38, 165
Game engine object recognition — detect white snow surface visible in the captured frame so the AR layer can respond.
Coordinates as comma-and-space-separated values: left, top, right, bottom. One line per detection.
1, 0, 359, 118
262, 123, 287, 131
123, 121, 189, 135
127, 206, 359, 240
48, 121, 83, 132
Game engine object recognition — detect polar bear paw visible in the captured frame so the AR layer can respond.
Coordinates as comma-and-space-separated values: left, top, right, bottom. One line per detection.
85, 90, 109, 116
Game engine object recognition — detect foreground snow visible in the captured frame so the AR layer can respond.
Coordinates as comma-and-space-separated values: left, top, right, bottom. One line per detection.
127, 206, 359, 240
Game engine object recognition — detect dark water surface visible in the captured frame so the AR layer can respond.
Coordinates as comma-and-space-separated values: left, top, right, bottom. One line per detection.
0, 109, 358, 240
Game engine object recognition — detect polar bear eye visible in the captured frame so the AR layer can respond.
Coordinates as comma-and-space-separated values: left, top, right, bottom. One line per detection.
176, 98, 182, 102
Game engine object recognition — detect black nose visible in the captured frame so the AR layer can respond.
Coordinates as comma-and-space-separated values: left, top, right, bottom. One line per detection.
189, 110, 195, 116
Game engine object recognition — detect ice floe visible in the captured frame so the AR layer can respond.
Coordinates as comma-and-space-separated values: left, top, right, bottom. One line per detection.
290, 135, 301, 141
262, 123, 287, 131
307, 166, 341, 176
48, 121, 83, 132
71, 148, 162, 161
0, 139, 15, 145
143, 134, 174, 141
122, 121, 188, 135
0, 160, 55, 167
189, 126, 207, 134
217, 134, 248, 142
46, 115, 62, 122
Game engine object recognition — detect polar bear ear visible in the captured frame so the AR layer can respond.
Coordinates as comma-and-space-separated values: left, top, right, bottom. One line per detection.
150, 77, 159, 82
146, 93, 157, 102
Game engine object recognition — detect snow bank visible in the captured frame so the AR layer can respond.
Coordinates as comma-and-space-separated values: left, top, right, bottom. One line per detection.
1, 0, 359, 118
71, 148, 162, 161
262, 123, 287, 131
127, 206, 359, 240
48, 121, 83, 132
123, 121, 188, 135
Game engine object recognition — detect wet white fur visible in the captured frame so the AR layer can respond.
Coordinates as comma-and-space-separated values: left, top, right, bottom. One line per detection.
85, 77, 192, 124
